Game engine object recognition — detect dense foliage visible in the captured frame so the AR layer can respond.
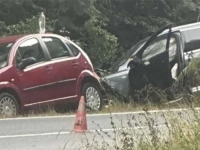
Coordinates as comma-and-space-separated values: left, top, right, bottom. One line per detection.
0, 0, 199, 68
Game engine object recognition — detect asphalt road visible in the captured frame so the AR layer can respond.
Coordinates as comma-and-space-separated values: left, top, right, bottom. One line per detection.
0, 108, 198, 150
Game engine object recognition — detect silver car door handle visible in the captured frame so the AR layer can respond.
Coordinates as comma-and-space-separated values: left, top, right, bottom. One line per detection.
122, 76, 126, 79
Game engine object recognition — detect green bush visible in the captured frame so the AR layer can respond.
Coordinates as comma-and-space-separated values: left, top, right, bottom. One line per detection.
0, 15, 55, 37
83, 17, 119, 68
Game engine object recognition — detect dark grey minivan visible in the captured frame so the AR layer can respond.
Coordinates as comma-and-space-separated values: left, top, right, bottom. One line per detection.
101, 22, 200, 99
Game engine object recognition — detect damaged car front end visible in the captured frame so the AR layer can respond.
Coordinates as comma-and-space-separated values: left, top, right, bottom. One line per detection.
98, 22, 200, 102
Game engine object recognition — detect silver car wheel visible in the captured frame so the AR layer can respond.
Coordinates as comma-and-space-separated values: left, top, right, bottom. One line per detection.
85, 87, 101, 111
0, 96, 17, 117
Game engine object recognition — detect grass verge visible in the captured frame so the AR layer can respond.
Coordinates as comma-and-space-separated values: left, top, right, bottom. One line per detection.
79, 98, 200, 150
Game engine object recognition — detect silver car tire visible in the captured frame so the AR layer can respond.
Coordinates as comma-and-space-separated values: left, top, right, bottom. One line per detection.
82, 83, 102, 111
0, 93, 19, 118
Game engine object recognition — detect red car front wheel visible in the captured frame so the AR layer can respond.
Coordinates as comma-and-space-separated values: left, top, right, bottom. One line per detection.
0, 93, 19, 118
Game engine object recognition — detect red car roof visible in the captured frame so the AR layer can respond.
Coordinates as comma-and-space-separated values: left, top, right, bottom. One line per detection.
0, 33, 56, 44
0, 35, 27, 44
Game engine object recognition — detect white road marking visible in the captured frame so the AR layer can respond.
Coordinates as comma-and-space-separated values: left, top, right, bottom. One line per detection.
0, 125, 166, 139
0, 132, 71, 139
0, 107, 199, 121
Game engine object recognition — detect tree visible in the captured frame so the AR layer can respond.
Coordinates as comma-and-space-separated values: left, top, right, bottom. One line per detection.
0, 0, 200, 68
95, 0, 200, 50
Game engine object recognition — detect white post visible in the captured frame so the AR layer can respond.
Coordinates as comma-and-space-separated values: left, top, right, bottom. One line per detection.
39, 12, 46, 33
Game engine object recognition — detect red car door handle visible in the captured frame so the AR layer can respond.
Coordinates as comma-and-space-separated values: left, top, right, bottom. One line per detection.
72, 61, 79, 65
45, 66, 52, 71
72, 62, 79, 68
72, 62, 79, 66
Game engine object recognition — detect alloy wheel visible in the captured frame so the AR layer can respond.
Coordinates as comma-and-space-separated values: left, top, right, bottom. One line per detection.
0, 96, 17, 117
85, 87, 101, 111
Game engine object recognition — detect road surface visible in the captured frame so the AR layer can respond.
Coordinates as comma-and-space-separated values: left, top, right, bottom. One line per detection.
0, 108, 198, 150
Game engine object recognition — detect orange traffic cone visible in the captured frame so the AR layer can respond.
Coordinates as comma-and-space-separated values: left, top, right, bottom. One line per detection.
73, 96, 87, 133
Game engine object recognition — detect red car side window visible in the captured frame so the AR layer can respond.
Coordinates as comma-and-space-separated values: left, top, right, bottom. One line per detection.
42, 37, 72, 59
17, 38, 45, 66
65, 41, 80, 56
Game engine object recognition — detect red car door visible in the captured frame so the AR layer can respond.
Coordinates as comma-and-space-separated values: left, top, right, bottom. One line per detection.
41, 36, 81, 100
15, 38, 56, 106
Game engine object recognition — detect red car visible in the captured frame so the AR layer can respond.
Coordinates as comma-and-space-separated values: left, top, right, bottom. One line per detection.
0, 33, 102, 117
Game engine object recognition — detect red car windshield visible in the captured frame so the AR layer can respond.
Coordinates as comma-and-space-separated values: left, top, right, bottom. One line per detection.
0, 43, 13, 69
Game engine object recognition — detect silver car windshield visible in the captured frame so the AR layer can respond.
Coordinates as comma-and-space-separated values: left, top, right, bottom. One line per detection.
109, 38, 147, 73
